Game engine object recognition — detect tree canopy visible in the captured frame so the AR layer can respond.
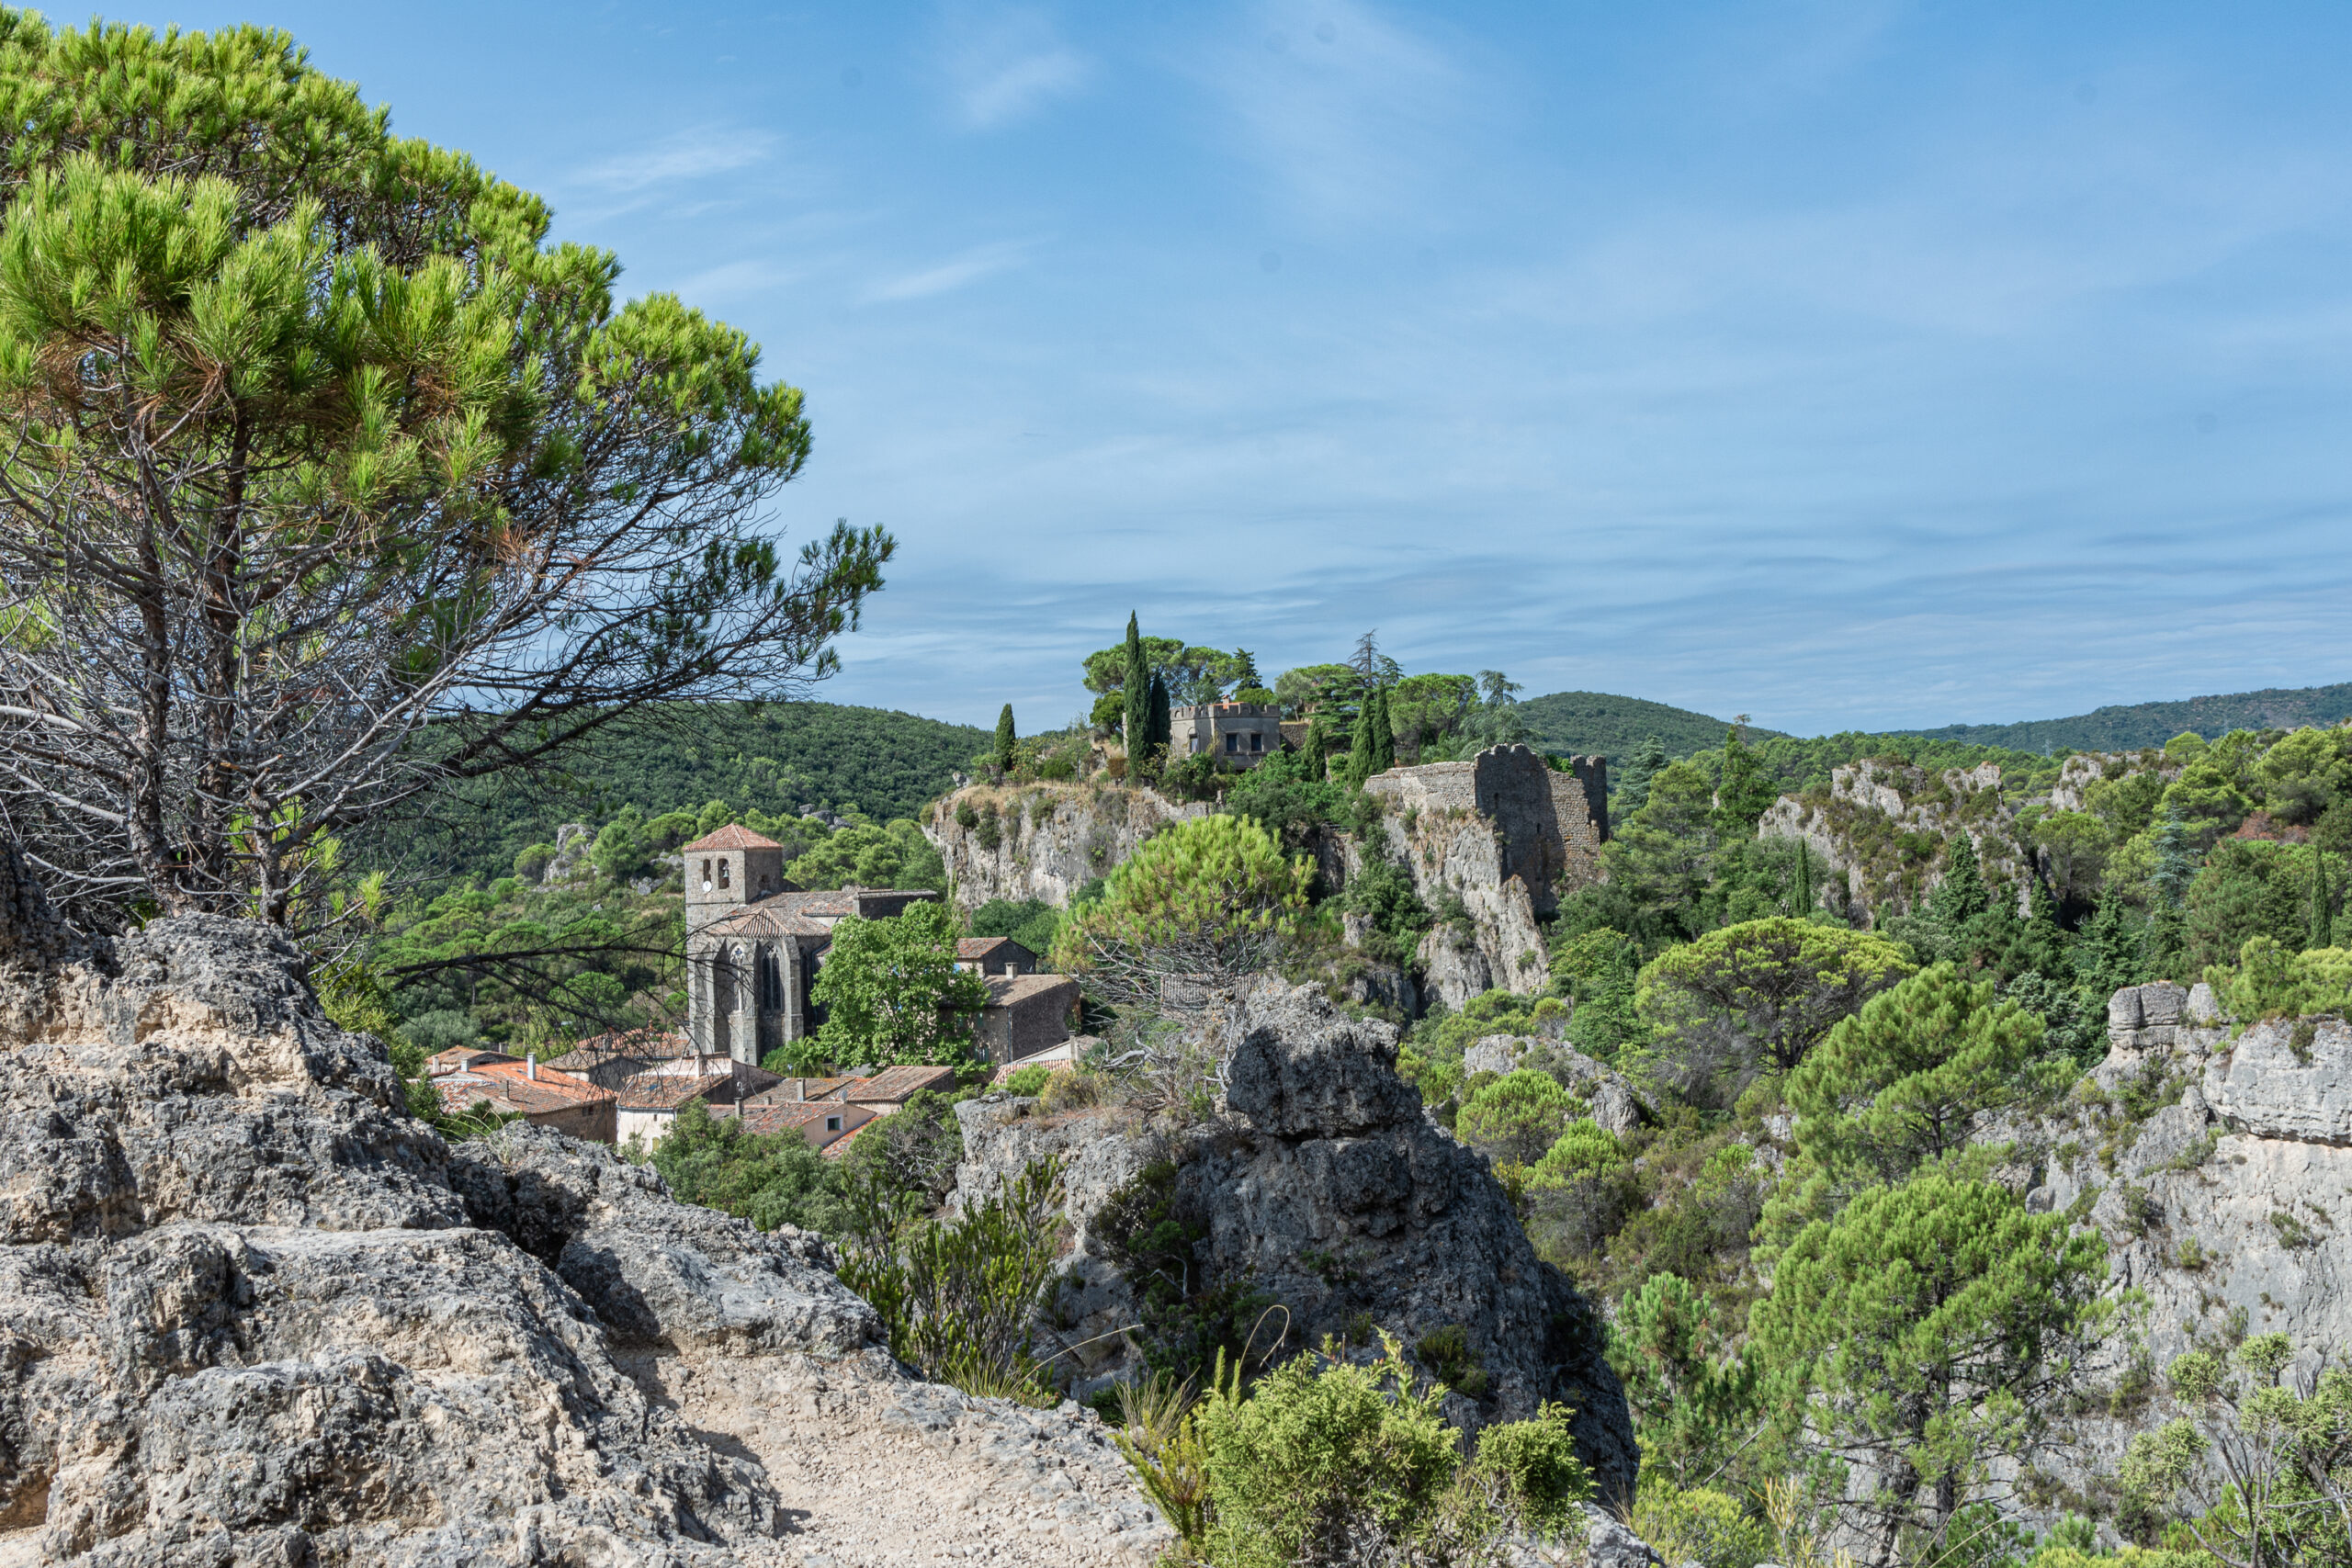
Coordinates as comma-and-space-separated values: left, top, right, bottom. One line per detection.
808, 901, 989, 1068
0, 16, 887, 930
1634, 918, 1916, 1093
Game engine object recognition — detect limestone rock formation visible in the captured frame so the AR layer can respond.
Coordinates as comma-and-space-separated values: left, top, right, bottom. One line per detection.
926, 781, 1211, 911
1460, 1036, 1645, 1136
0, 910, 1159, 1566
952, 980, 1640, 1503
1757, 758, 2033, 925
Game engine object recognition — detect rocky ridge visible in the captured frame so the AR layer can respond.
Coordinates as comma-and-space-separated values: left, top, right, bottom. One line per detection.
1757, 758, 2034, 923
950, 980, 1640, 1505
0, 864, 1163, 1566
925, 781, 1212, 912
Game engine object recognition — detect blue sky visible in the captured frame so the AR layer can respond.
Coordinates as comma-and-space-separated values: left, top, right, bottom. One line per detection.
116, 1, 2352, 735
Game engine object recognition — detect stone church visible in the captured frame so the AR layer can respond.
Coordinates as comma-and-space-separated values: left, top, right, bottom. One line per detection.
682, 825, 938, 1065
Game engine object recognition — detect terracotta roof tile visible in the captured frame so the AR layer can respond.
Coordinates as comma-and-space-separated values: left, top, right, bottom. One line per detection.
436, 1059, 614, 1115
956, 936, 1034, 962
615, 1071, 739, 1111
848, 1065, 960, 1102
682, 824, 784, 852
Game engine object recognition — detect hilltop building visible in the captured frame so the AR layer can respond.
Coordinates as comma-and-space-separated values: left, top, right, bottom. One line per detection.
1170, 702, 1283, 768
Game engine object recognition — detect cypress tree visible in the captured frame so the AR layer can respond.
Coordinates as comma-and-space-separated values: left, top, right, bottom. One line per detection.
1369, 685, 1396, 774
1793, 840, 1814, 918
1623, 735, 1668, 812
2313, 846, 2335, 952
1121, 614, 1148, 755
1344, 696, 1376, 791
994, 705, 1016, 774
1148, 672, 1172, 757
1935, 832, 1990, 925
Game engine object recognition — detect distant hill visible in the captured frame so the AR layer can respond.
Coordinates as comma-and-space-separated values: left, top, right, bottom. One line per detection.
1516, 691, 1783, 763
374, 701, 987, 879
1903, 682, 2352, 755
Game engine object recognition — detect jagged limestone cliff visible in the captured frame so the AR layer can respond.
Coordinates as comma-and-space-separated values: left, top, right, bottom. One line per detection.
0, 849, 1165, 1566
925, 780, 1212, 911
947, 980, 1641, 1505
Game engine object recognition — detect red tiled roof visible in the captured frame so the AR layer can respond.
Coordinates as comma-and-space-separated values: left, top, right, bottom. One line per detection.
742, 1077, 859, 1105
989, 1056, 1075, 1088
615, 1070, 738, 1111
848, 1065, 960, 1102
436, 1059, 614, 1116
737, 1100, 872, 1138
821, 1121, 876, 1158
682, 824, 783, 852
567, 1027, 691, 1062
956, 936, 1028, 961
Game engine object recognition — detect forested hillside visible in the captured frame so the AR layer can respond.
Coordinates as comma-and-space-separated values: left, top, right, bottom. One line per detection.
1516, 690, 1781, 760
379, 702, 986, 879
1908, 680, 2352, 753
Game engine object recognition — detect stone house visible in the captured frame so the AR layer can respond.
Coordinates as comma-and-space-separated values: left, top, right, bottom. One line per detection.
732, 1099, 877, 1152
430, 1052, 617, 1142
681, 824, 940, 1066
1170, 702, 1283, 769
956, 936, 1035, 976
978, 973, 1083, 1064
614, 1059, 782, 1148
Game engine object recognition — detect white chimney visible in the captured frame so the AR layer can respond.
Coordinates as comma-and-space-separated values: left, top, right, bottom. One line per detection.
526, 1053, 537, 1081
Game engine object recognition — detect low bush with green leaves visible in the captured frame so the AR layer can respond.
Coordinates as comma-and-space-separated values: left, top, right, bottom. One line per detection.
1002, 1063, 1053, 1097
1115, 1337, 1591, 1567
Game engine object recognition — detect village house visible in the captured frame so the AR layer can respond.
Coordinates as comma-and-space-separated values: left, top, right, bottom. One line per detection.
429, 1050, 616, 1142
978, 973, 1084, 1064
955, 936, 1035, 976
1169, 701, 1283, 769
613, 1058, 783, 1148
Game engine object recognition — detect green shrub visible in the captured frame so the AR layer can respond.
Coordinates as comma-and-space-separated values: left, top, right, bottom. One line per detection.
1003, 1064, 1053, 1097
836, 1156, 1068, 1405
1455, 1069, 1583, 1166
1628, 1482, 1770, 1568
1413, 1323, 1490, 1400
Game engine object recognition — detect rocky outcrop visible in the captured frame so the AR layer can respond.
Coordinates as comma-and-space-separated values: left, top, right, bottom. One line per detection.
0, 910, 1159, 1566
1460, 1037, 1645, 1136
1757, 758, 2032, 924
1355, 747, 1610, 1010
952, 981, 1639, 1503
926, 782, 1211, 911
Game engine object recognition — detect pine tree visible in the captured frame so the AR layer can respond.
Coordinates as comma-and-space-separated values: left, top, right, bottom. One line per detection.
994, 705, 1016, 774
2146, 805, 2197, 979
2312, 846, 2335, 952
1369, 685, 1396, 774
1122, 614, 1149, 755
1793, 840, 1815, 918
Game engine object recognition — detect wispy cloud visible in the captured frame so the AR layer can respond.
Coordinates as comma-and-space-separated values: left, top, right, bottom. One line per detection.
864, 239, 1035, 302
579, 128, 780, 193
940, 6, 1095, 130
1199, 0, 1476, 225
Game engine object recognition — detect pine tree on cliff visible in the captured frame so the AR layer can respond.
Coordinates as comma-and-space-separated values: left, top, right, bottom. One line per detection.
1368, 685, 1396, 775
1122, 614, 1149, 755
994, 705, 1017, 774
2076, 891, 2145, 998
2146, 804, 2196, 978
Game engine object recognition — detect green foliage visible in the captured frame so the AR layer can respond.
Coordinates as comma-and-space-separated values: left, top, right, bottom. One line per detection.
787, 817, 946, 892
1515, 692, 1776, 764
967, 897, 1061, 964
652, 1099, 846, 1234
1338, 855, 1433, 967
1095, 1157, 1279, 1387
2188, 840, 2326, 974
1413, 1323, 1490, 1400
1627, 1482, 1773, 1568
392, 702, 984, 883
1609, 1272, 1761, 1492
812, 901, 990, 1067
1222, 738, 1348, 852
1191, 1337, 1579, 1567
1634, 917, 1916, 1093
1748, 1174, 2109, 1564
837, 1156, 1067, 1405
993, 705, 1017, 774
2121, 1332, 2352, 1568
1454, 1070, 1582, 1167
1124, 615, 1152, 753
1529, 1119, 1630, 1189
1715, 728, 1781, 837
1783, 964, 2042, 1190
2207, 937, 2352, 1023
1053, 815, 1313, 1004
1002, 1064, 1052, 1097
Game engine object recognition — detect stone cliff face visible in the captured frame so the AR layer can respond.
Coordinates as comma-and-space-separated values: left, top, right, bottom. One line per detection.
950, 981, 1640, 1504
1347, 745, 1610, 1010
1757, 758, 2033, 924
925, 781, 1211, 911
0, 865, 1160, 1565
